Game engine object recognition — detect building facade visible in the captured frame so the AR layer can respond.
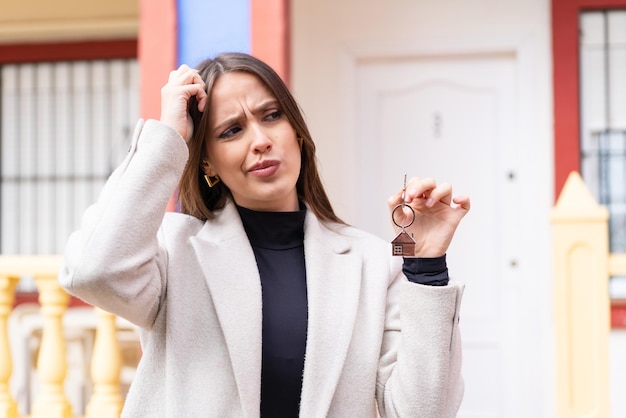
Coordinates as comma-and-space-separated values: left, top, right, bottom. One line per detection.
3, 0, 626, 416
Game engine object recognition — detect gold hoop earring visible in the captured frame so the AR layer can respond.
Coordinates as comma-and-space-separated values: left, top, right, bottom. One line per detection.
204, 174, 220, 187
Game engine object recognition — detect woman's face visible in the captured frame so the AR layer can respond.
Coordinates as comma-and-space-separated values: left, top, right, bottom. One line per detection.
204, 72, 301, 212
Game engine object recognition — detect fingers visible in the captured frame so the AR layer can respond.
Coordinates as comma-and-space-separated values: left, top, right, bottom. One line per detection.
423, 182, 453, 207
165, 64, 208, 112
404, 177, 436, 204
393, 177, 449, 207
160, 64, 209, 142
387, 176, 469, 212
387, 189, 403, 208
453, 195, 471, 211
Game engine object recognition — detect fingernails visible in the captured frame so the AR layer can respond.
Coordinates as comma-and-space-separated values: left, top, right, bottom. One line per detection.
426, 198, 434, 207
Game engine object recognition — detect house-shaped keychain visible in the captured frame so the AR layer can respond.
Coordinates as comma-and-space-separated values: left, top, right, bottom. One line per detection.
390, 174, 416, 256
391, 229, 416, 256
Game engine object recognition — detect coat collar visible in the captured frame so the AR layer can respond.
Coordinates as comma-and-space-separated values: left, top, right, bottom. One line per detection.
190, 200, 361, 418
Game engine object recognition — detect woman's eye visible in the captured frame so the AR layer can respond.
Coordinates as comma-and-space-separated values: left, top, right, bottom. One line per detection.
264, 109, 283, 122
218, 126, 241, 139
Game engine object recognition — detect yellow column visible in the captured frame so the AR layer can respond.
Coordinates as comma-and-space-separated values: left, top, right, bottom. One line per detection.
551, 171, 610, 417
85, 308, 123, 418
30, 277, 72, 418
0, 276, 19, 418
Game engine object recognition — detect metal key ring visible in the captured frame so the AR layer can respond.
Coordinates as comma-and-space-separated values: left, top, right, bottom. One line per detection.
391, 203, 415, 229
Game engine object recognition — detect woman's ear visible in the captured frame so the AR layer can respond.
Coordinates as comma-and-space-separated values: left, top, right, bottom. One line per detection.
201, 158, 221, 187
201, 159, 215, 176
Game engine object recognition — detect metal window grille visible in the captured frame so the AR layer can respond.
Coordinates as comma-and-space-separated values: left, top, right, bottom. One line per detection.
580, 10, 626, 253
583, 129, 626, 251
0, 59, 139, 259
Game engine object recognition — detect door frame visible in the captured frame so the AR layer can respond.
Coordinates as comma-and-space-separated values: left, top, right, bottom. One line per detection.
336, 35, 554, 416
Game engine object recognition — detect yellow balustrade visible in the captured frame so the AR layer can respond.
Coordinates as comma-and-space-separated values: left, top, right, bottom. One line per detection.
0, 275, 19, 418
30, 276, 73, 418
551, 172, 611, 417
85, 308, 123, 418
0, 256, 130, 418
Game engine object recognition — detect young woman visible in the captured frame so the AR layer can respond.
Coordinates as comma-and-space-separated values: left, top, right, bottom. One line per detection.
60, 52, 470, 418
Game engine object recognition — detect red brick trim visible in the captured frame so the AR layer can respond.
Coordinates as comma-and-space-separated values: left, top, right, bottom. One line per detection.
0, 39, 137, 64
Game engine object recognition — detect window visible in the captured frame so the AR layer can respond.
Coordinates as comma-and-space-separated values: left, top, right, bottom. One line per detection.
580, 10, 626, 295
0, 59, 139, 258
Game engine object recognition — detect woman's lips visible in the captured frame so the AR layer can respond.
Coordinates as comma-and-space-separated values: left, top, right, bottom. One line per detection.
248, 160, 280, 177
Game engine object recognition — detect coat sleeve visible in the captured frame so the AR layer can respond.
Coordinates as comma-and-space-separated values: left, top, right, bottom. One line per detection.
58, 119, 189, 328
376, 262, 465, 417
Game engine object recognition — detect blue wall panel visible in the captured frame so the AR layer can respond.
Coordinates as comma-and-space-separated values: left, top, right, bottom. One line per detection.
177, 0, 250, 67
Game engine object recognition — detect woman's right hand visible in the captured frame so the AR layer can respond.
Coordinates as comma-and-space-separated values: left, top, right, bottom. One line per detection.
160, 64, 208, 143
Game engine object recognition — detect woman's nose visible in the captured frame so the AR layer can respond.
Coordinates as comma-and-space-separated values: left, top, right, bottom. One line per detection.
251, 127, 272, 153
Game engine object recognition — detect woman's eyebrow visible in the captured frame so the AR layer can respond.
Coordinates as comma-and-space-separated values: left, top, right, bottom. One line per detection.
212, 114, 240, 135
251, 99, 279, 113
211, 99, 280, 135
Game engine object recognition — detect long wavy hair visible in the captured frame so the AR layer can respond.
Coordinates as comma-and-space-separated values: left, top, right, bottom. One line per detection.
177, 52, 344, 225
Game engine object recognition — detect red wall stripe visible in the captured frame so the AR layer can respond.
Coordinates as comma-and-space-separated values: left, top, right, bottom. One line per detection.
552, 0, 626, 196
0, 40, 136, 64
250, 0, 291, 85
138, 0, 178, 211
138, 0, 177, 122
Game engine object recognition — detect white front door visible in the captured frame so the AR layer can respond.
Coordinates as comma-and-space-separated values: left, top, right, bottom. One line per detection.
352, 53, 523, 417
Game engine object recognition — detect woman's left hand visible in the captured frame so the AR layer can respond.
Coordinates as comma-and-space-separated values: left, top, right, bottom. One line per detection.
388, 177, 470, 258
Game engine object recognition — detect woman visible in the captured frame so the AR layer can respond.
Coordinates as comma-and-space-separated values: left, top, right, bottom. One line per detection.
60, 52, 470, 417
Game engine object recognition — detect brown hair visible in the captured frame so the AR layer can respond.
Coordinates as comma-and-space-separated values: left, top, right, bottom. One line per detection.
177, 52, 344, 224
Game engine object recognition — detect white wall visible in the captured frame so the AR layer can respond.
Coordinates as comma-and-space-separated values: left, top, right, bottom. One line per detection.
611, 331, 626, 416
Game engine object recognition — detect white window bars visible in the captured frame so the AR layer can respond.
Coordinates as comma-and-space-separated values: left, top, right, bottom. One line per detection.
0, 59, 139, 289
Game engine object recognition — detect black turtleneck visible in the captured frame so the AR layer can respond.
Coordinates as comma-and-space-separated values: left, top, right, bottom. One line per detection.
237, 205, 308, 418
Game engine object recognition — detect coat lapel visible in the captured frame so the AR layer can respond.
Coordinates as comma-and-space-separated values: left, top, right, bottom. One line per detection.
190, 202, 262, 418
299, 214, 362, 417
190, 202, 362, 418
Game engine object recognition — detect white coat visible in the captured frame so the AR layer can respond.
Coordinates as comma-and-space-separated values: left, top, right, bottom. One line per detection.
59, 120, 465, 417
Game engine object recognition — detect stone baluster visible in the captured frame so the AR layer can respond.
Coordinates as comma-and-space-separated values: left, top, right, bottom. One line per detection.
85, 308, 123, 418
551, 171, 610, 417
30, 277, 72, 418
0, 275, 19, 418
